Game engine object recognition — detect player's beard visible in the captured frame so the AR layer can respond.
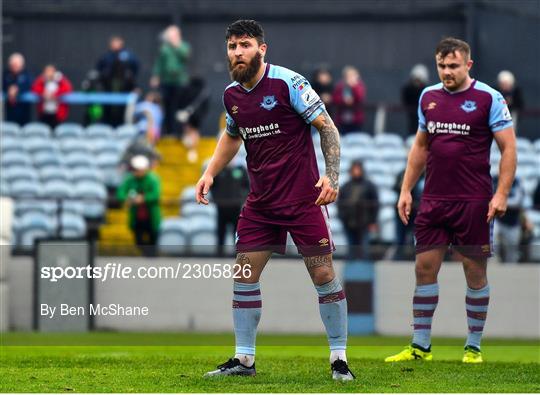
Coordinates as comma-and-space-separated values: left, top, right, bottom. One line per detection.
228, 52, 262, 84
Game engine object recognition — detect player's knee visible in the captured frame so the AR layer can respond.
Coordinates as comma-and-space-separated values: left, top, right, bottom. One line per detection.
415, 261, 436, 282
311, 269, 334, 286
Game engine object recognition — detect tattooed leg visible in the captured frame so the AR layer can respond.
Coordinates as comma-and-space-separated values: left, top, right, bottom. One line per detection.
235, 251, 273, 283
304, 253, 336, 285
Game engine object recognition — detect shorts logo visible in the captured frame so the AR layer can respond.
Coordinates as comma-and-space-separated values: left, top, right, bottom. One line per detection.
461, 100, 477, 113
427, 101, 437, 110
232, 105, 238, 114
260, 95, 278, 111
481, 244, 490, 253
318, 238, 329, 247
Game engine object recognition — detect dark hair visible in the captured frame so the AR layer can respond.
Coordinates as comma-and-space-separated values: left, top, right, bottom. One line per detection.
225, 20, 265, 45
435, 37, 471, 60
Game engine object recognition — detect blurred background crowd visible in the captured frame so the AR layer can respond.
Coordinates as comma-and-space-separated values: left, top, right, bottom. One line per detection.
1, 0, 539, 263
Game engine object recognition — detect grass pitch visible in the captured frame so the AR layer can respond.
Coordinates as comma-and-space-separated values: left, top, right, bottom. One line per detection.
1, 333, 539, 393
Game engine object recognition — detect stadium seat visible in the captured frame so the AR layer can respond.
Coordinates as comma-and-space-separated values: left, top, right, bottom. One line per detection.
1, 151, 32, 168
15, 199, 57, 217
534, 139, 540, 154
26, 138, 58, 155
187, 216, 216, 234
1, 122, 21, 138
74, 181, 107, 219
39, 166, 71, 183
43, 180, 73, 198
379, 188, 398, 205
158, 218, 190, 255
14, 211, 56, 250
365, 160, 393, 175
1, 137, 25, 154
181, 202, 217, 219
329, 217, 344, 234
374, 133, 404, 148
378, 147, 408, 163
343, 132, 373, 147
33, 151, 64, 168
405, 134, 415, 148
180, 186, 198, 204
61, 199, 85, 216
3, 166, 39, 183
0, 179, 9, 197
86, 124, 113, 139
22, 122, 51, 139
71, 167, 103, 183
331, 231, 347, 258
379, 218, 396, 243
60, 138, 91, 155
116, 124, 138, 141
516, 137, 533, 153
190, 230, 218, 255
55, 123, 84, 139
55, 213, 87, 238
65, 153, 96, 169
96, 152, 119, 168
9, 180, 42, 198
91, 139, 122, 157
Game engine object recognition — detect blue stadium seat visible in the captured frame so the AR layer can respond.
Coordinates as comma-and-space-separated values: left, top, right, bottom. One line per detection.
190, 230, 218, 255
43, 180, 73, 198
15, 199, 57, 217
516, 137, 533, 153
61, 199, 85, 216
26, 137, 58, 155
3, 166, 39, 183
0, 179, 9, 196
65, 152, 95, 168
116, 124, 138, 141
60, 138, 91, 155
86, 124, 113, 139
330, 231, 347, 258
71, 167, 103, 183
329, 218, 344, 234
158, 218, 190, 255
374, 133, 404, 148
186, 216, 216, 233
55, 213, 87, 238
33, 151, 64, 168
91, 139, 122, 157
379, 188, 398, 205
55, 123, 84, 139
1, 122, 21, 138
369, 173, 396, 189
405, 134, 416, 148
1, 137, 25, 154
343, 132, 373, 147
96, 152, 120, 168
14, 212, 56, 250
180, 186, 198, 204
39, 166, 71, 183
181, 201, 217, 218
534, 139, 540, 154
22, 122, 51, 139
9, 180, 42, 198
1, 151, 32, 168
74, 181, 107, 219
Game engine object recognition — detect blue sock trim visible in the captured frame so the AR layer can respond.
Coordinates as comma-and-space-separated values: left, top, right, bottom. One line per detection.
466, 284, 489, 297
234, 281, 260, 291
315, 277, 342, 296
416, 282, 439, 295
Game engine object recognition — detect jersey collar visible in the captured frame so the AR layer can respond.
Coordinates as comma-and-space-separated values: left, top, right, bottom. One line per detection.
239, 63, 269, 93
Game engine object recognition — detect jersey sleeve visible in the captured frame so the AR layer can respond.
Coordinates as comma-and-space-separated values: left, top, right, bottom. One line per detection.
287, 74, 325, 123
225, 111, 240, 137
489, 91, 513, 132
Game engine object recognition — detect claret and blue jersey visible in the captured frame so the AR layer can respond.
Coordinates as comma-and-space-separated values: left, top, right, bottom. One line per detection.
223, 64, 325, 209
417, 79, 513, 201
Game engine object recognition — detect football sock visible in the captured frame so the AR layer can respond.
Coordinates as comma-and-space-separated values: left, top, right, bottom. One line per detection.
412, 283, 439, 350
465, 284, 490, 350
234, 353, 255, 367
233, 281, 261, 357
315, 277, 348, 353
330, 349, 347, 363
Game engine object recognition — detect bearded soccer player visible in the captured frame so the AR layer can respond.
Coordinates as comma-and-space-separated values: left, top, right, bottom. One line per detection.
385, 37, 516, 364
196, 20, 354, 381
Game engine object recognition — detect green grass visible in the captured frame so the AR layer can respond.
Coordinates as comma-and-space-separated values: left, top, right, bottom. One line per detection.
1, 333, 539, 393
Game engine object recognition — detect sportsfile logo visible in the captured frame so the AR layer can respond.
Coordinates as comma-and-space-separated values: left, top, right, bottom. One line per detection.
427, 121, 471, 136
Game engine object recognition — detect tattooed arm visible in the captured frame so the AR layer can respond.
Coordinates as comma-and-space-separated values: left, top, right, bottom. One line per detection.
311, 110, 341, 205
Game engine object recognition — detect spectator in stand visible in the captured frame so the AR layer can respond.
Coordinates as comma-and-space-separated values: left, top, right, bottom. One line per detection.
497, 70, 524, 131
176, 76, 210, 163
135, 91, 164, 144
332, 66, 366, 134
338, 161, 379, 260
96, 35, 140, 127
117, 155, 161, 257
150, 25, 191, 137
211, 156, 249, 256
402, 64, 429, 135
31, 64, 73, 128
312, 68, 334, 111
2, 53, 32, 126
493, 175, 524, 263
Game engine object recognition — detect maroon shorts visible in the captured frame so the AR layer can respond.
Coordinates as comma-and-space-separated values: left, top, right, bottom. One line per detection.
414, 199, 493, 258
236, 201, 335, 257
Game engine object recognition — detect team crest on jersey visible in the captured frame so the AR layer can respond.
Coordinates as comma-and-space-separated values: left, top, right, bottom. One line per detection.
260, 95, 278, 111
232, 105, 238, 114
460, 100, 477, 113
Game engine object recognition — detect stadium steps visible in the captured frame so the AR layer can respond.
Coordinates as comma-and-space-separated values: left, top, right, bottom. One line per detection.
98, 136, 217, 254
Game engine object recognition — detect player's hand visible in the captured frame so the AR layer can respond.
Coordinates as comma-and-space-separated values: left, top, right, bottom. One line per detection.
397, 191, 413, 225
487, 192, 507, 223
195, 173, 213, 205
314, 176, 338, 206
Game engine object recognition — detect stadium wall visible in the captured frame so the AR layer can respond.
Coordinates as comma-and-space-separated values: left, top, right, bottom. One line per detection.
5, 256, 539, 338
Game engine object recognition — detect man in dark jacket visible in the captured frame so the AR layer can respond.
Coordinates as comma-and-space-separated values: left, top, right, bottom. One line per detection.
338, 161, 379, 260
97, 36, 139, 126
3, 53, 32, 125
211, 159, 249, 256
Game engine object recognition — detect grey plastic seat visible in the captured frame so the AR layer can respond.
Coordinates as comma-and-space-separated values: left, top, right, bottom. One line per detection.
190, 230, 218, 255
65, 152, 95, 168
74, 181, 107, 219
71, 167, 103, 183
86, 124, 113, 139
15, 199, 57, 217
3, 166, 39, 183
374, 133, 404, 148
1, 151, 32, 168
22, 122, 51, 139
1, 137, 25, 154
180, 186, 198, 205
158, 218, 190, 255
43, 180, 73, 198
1, 122, 21, 138
181, 202, 217, 219
55, 213, 87, 238
39, 166, 71, 183
55, 123, 84, 139
9, 180, 42, 198
60, 138, 90, 155
33, 151, 64, 168
116, 124, 138, 141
